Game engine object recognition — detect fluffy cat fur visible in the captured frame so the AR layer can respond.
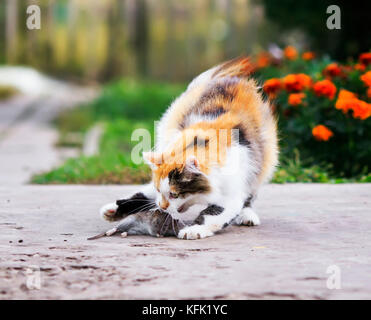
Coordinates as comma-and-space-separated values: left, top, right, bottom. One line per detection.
98, 57, 278, 240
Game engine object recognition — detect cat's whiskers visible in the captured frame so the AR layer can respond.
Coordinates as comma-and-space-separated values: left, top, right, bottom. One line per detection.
118, 198, 152, 204
125, 202, 156, 215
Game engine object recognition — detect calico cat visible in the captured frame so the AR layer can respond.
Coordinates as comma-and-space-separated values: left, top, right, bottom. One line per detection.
97, 57, 278, 240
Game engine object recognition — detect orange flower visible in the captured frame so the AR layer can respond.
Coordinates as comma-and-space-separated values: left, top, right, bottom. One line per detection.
256, 52, 271, 69
288, 93, 306, 106
360, 71, 371, 87
297, 73, 312, 88
335, 89, 371, 120
323, 63, 342, 78
263, 78, 282, 97
312, 125, 333, 141
337, 89, 357, 100
354, 63, 366, 71
302, 51, 315, 61
313, 79, 337, 99
359, 53, 371, 66
367, 87, 371, 99
335, 89, 358, 113
284, 46, 298, 60
282, 73, 311, 91
352, 100, 371, 120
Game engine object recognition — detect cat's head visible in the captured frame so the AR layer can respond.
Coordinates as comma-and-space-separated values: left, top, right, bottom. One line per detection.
143, 126, 233, 218
143, 151, 211, 219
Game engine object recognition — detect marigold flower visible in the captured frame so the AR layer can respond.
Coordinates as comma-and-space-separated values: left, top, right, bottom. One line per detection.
360, 71, 371, 87
263, 78, 282, 97
312, 125, 334, 141
302, 51, 315, 61
284, 46, 298, 60
297, 73, 312, 88
282, 73, 311, 91
352, 100, 371, 120
359, 53, 371, 66
288, 93, 306, 106
256, 52, 271, 69
335, 89, 371, 120
335, 89, 358, 113
323, 63, 342, 78
282, 74, 297, 91
367, 88, 371, 99
354, 63, 366, 71
338, 89, 357, 100
313, 79, 337, 99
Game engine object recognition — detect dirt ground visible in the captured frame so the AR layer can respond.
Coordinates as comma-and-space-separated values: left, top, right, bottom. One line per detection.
0, 184, 370, 299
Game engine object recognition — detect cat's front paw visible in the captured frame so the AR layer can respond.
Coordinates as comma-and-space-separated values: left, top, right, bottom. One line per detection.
99, 203, 119, 222
234, 207, 260, 226
178, 225, 214, 240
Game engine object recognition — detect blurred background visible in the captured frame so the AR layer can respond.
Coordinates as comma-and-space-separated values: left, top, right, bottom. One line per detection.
1, 0, 370, 83
0, 0, 370, 186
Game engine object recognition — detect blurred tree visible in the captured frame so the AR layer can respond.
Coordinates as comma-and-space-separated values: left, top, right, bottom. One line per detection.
5, 0, 18, 63
0, 1, 5, 63
261, 0, 371, 60
1, 0, 368, 82
129, 0, 149, 77
101, 0, 126, 80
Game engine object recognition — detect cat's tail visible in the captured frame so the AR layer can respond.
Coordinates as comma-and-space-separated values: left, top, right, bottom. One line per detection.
186, 56, 254, 92
212, 56, 255, 79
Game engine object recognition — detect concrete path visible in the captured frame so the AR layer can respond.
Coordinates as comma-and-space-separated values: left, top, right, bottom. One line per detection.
0, 184, 370, 299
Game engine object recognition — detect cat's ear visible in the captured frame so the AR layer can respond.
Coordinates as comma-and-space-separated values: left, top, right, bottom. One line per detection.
185, 155, 200, 173
143, 152, 162, 170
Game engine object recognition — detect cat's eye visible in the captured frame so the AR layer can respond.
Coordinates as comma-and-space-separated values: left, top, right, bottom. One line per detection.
169, 192, 179, 199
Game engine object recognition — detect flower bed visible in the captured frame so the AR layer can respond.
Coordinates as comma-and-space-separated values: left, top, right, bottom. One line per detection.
257, 48, 371, 177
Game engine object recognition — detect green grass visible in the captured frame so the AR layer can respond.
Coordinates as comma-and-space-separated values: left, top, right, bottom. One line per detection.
32, 78, 370, 184
32, 119, 153, 184
32, 79, 184, 184
272, 149, 371, 183
272, 155, 331, 183
31, 155, 151, 184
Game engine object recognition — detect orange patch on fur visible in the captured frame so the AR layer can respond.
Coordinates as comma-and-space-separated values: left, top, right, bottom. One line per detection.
152, 79, 266, 185
148, 56, 278, 189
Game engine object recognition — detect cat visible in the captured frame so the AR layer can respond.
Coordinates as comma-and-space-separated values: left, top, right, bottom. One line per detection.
97, 57, 278, 240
